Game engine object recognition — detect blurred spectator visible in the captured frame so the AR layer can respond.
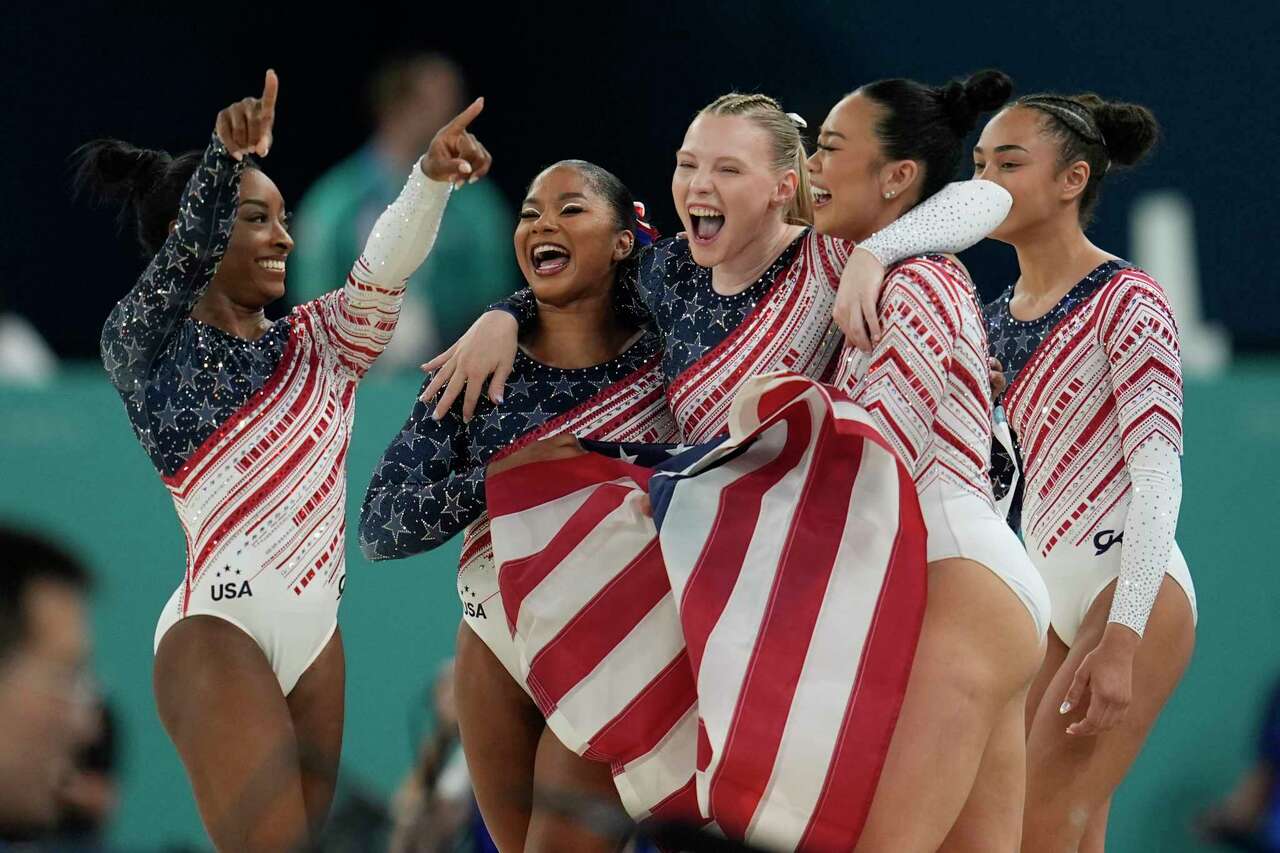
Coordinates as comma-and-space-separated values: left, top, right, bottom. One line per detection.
0, 527, 95, 843
290, 53, 516, 370
0, 307, 57, 385
32, 700, 121, 852
389, 659, 494, 853
1199, 677, 1280, 852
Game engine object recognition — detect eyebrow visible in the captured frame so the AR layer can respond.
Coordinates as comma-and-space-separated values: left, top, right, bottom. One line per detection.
973, 144, 1029, 154
240, 199, 271, 210
818, 128, 846, 140
521, 192, 589, 206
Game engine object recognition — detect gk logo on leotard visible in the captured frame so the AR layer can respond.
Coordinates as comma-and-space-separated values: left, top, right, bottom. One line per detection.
211, 581, 253, 601
337, 575, 346, 600
1093, 529, 1124, 556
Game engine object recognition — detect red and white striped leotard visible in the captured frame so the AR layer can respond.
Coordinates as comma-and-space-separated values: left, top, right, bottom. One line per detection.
836, 254, 1050, 635
998, 265, 1196, 644
116, 142, 451, 693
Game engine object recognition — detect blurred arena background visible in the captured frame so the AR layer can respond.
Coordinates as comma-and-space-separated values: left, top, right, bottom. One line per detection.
2, 2, 1276, 849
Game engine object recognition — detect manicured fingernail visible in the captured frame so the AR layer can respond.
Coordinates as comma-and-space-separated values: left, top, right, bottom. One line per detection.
1059, 701, 1072, 715
468, 175, 478, 184
493, 395, 503, 404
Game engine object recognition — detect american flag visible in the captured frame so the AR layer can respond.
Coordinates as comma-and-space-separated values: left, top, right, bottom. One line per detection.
486, 374, 927, 850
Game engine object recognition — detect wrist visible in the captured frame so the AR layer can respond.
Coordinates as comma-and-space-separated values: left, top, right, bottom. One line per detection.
1099, 622, 1141, 655
851, 245, 888, 273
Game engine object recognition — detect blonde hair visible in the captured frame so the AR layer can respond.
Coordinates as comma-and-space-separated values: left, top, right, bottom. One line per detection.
699, 93, 813, 226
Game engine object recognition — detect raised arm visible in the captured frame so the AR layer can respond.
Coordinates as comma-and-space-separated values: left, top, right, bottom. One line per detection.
302, 99, 492, 377
99, 69, 283, 390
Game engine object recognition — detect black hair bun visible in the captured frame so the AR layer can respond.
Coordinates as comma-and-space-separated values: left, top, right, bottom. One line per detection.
1074, 94, 1160, 165
939, 69, 1014, 135
72, 139, 171, 203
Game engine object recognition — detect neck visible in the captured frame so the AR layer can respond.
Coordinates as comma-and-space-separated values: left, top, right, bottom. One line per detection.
854, 196, 914, 245
1010, 214, 1109, 298
710, 219, 805, 295
523, 285, 634, 369
191, 289, 271, 340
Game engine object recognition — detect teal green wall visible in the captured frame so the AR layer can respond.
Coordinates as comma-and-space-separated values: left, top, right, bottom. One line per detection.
1, 364, 1276, 851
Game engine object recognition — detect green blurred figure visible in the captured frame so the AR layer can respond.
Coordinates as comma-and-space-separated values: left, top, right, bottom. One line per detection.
290, 54, 515, 370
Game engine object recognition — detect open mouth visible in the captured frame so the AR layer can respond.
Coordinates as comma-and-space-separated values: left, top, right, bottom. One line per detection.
811, 185, 833, 208
256, 258, 287, 274
531, 242, 571, 276
688, 205, 725, 244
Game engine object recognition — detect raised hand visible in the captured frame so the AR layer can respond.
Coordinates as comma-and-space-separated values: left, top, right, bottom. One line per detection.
215, 69, 279, 161
420, 97, 492, 188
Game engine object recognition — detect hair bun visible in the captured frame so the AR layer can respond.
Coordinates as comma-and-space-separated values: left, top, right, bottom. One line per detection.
938, 69, 1013, 135
1076, 95, 1159, 166
72, 139, 171, 203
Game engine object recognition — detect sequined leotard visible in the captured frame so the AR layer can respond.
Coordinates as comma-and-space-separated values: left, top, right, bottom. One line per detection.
101, 134, 450, 691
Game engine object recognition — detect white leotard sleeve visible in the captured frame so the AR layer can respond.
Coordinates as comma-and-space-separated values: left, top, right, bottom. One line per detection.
857, 180, 1012, 266
305, 165, 451, 376
359, 164, 452, 286
1099, 275, 1185, 636
1109, 436, 1182, 635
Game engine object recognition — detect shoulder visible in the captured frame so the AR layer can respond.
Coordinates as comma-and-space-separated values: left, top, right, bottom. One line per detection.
634, 235, 691, 282
884, 253, 973, 301
1095, 263, 1177, 336
880, 254, 972, 335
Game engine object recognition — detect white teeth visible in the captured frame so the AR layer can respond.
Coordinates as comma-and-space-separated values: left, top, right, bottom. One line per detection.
811, 187, 832, 202
532, 242, 569, 260
257, 259, 286, 272
688, 205, 723, 217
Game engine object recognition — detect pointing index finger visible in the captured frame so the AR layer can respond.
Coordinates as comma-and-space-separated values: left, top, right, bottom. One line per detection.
447, 97, 485, 133
260, 69, 279, 112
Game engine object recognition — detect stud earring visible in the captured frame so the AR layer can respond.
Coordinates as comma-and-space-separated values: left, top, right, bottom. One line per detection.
884, 191, 895, 199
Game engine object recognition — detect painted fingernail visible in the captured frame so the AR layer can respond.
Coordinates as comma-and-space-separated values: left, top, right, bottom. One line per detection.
1059, 701, 1072, 715
493, 395, 503, 405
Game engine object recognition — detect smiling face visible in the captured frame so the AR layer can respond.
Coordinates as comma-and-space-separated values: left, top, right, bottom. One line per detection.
805, 92, 920, 244
671, 113, 798, 268
972, 106, 1086, 243
208, 169, 294, 306
515, 164, 634, 307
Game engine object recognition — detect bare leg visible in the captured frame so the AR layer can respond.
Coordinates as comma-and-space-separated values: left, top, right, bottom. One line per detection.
1026, 628, 1071, 733
524, 725, 626, 853
285, 627, 345, 837
1022, 575, 1195, 852
855, 559, 1044, 853
939, 688, 1031, 852
154, 616, 308, 852
455, 622, 544, 852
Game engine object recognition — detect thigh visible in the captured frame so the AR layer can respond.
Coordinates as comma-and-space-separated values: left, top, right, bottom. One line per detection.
525, 725, 626, 853
455, 621, 544, 852
285, 626, 345, 834
856, 559, 1044, 853
1024, 576, 1195, 847
1025, 628, 1070, 733
939, 689, 1029, 853
154, 615, 308, 853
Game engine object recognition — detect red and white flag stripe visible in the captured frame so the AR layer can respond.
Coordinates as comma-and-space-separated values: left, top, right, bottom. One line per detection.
486, 374, 927, 849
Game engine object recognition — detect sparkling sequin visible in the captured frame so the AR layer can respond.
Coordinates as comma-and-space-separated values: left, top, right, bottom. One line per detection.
358, 334, 663, 559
